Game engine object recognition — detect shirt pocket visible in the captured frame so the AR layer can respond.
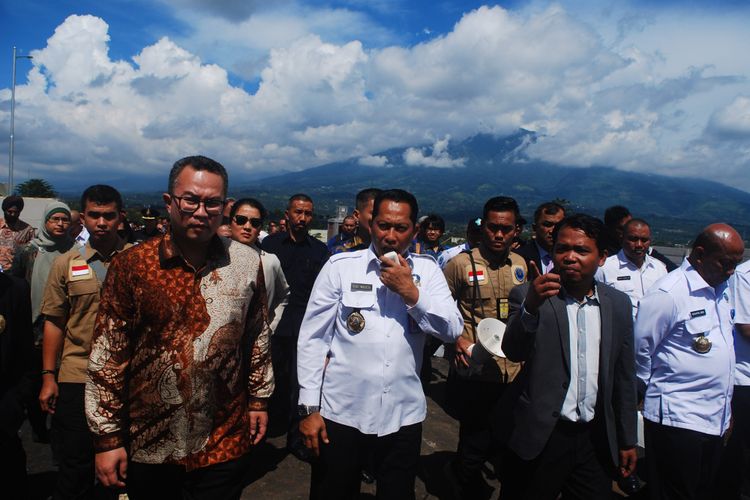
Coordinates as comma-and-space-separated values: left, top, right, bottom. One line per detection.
341, 291, 376, 310
683, 314, 717, 341
68, 278, 99, 297
614, 276, 635, 293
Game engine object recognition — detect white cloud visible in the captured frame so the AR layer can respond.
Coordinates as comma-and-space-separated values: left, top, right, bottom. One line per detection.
1, 2, 750, 190
403, 137, 465, 168
358, 155, 389, 167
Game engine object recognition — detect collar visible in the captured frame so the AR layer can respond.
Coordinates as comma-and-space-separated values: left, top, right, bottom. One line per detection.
535, 241, 551, 261
282, 231, 313, 246
477, 244, 512, 267
561, 281, 601, 306
682, 258, 718, 294
158, 230, 229, 271
82, 237, 128, 262
617, 249, 654, 270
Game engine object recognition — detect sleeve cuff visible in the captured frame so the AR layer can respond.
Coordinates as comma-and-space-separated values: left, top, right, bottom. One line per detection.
406, 289, 429, 317
92, 431, 126, 453
298, 388, 322, 407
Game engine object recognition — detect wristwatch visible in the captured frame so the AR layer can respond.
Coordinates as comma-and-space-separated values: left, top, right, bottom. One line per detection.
297, 405, 320, 417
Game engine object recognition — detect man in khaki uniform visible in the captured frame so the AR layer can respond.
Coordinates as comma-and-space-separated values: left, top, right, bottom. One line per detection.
443, 196, 527, 499
38, 185, 130, 500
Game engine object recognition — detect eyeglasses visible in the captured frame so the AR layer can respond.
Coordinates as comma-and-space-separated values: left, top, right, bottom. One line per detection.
171, 195, 225, 215
232, 215, 262, 228
48, 216, 71, 225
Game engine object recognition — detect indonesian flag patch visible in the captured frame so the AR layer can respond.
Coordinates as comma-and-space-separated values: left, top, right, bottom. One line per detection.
467, 269, 485, 283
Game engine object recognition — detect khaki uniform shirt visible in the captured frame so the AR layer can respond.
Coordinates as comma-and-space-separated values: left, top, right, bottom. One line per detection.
444, 245, 527, 383
40, 239, 130, 383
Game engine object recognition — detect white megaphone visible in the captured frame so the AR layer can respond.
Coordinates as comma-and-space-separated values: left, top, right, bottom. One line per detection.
456, 318, 507, 377
471, 317, 507, 362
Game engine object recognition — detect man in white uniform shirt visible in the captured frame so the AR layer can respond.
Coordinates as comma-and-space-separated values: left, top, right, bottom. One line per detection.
297, 189, 463, 500
596, 218, 667, 318
635, 223, 744, 500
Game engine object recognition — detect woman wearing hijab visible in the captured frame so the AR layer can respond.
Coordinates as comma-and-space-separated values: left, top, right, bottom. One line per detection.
13, 201, 74, 442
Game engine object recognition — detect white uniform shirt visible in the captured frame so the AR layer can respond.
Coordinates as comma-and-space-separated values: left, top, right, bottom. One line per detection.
595, 250, 667, 318
635, 259, 735, 436
437, 242, 469, 269
731, 260, 750, 386
297, 246, 463, 436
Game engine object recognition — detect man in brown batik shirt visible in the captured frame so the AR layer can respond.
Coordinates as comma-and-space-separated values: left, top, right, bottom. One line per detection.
86, 156, 273, 500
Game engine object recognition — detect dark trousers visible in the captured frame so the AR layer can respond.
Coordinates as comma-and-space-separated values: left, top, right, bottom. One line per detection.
500, 419, 612, 500
644, 419, 723, 500
53, 382, 97, 500
454, 380, 507, 486
269, 335, 302, 448
0, 384, 28, 499
718, 386, 750, 499
127, 454, 250, 500
310, 418, 422, 500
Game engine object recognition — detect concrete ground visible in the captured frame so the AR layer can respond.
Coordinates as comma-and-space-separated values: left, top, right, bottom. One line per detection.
22, 357, 643, 499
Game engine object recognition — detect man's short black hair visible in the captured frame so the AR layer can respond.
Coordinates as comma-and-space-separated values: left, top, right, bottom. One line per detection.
355, 188, 382, 211
230, 198, 268, 221
482, 196, 520, 222
624, 218, 650, 232
421, 214, 445, 232
533, 202, 566, 224
372, 189, 418, 225
553, 213, 608, 255
288, 193, 313, 208
604, 205, 631, 228
168, 155, 228, 196
80, 185, 123, 212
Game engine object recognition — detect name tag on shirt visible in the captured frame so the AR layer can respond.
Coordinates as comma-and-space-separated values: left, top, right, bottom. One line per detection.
617, 276, 631, 281
690, 309, 707, 318
350, 282, 373, 292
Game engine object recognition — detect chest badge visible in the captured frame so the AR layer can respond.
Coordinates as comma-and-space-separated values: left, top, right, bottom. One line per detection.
513, 265, 526, 285
347, 309, 366, 334
692, 334, 712, 354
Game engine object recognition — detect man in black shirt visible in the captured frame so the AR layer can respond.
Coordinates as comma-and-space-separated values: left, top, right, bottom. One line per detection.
261, 193, 329, 461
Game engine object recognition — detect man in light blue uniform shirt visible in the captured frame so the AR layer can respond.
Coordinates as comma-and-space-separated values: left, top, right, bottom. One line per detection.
719, 259, 750, 499
297, 189, 463, 500
635, 223, 744, 500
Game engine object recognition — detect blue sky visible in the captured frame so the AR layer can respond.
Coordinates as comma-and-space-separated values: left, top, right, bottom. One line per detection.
1, 0, 749, 191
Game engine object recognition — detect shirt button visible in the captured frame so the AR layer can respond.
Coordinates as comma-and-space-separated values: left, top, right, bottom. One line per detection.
383, 387, 390, 393
562, 382, 568, 389
385, 361, 391, 367
552, 411, 560, 418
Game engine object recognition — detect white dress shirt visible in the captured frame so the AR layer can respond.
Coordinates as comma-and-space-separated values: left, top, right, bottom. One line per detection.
635, 259, 735, 436
521, 288, 601, 423
595, 250, 667, 319
731, 260, 750, 386
297, 246, 463, 436
437, 242, 469, 269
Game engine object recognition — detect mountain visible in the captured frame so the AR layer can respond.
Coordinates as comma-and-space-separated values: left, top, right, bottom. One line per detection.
235, 130, 750, 244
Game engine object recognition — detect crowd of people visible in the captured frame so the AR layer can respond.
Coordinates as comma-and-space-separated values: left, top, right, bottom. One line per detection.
0, 154, 747, 500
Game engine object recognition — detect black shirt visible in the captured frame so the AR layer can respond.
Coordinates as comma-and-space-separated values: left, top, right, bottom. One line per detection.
261, 232, 329, 337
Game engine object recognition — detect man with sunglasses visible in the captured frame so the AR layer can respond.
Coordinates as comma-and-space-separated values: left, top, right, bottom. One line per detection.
86, 156, 274, 499
229, 198, 289, 337
516, 201, 566, 278
39, 185, 130, 499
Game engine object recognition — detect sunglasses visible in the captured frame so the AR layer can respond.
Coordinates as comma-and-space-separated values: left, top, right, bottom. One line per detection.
232, 215, 262, 228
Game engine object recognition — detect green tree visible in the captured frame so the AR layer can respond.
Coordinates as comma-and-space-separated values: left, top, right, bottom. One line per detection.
15, 178, 57, 198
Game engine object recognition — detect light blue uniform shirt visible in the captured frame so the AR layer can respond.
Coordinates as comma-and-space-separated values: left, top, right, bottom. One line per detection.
635, 259, 735, 436
595, 250, 667, 319
730, 260, 750, 386
297, 246, 463, 436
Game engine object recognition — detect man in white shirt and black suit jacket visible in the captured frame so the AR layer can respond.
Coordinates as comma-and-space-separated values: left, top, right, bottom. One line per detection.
495, 213, 638, 499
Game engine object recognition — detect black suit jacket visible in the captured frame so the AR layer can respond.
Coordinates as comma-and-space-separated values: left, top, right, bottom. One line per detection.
498, 282, 637, 467
0, 273, 33, 396
515, 242, 543, 278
